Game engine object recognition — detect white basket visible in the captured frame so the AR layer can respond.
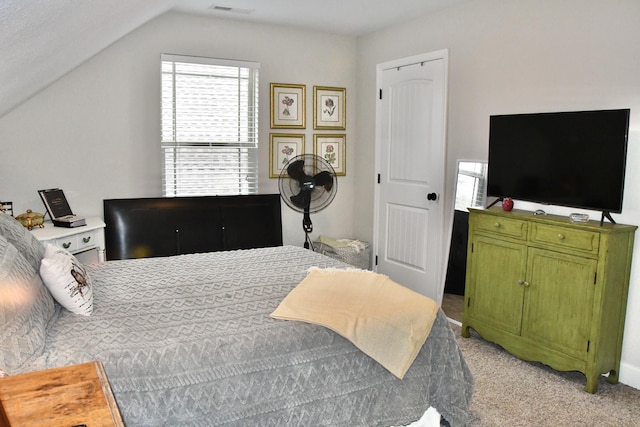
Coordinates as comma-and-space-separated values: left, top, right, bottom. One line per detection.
314, 238, 371, 270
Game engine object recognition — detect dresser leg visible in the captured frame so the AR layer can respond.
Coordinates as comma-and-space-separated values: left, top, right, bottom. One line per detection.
584, 374, 598, 394
461, 323, 471, 338
606, 369, 619, 385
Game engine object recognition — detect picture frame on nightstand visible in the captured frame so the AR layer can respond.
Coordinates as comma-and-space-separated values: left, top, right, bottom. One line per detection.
38, 188, 86, 227
0, 201, 13, 217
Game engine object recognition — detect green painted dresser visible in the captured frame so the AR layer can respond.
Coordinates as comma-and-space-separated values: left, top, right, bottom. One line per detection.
461, 207, 636, 393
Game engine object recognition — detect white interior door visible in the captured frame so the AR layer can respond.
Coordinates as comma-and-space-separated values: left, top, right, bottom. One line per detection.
374, 51, 448, 302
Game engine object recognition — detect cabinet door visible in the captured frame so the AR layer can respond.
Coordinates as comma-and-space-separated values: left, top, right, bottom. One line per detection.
522, 248, 596, 360
466, 235, 527, 334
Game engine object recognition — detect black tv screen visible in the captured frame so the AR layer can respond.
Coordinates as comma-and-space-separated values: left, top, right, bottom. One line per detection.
487, 109, 630, 213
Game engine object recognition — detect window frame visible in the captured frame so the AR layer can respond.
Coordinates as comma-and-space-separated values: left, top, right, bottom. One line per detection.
161, 54, 260, 197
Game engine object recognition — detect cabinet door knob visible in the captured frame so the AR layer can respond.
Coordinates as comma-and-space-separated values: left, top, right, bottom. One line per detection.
518, 279, 524, 285
517, 279, 530, 287
558, 234, 565, 240
494, 223, 501, 228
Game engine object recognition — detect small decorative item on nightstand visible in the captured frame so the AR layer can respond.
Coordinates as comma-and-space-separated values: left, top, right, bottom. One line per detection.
15, 209, 45, 230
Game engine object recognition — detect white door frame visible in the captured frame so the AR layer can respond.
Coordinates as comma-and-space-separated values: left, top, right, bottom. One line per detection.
373, 49, 449, 303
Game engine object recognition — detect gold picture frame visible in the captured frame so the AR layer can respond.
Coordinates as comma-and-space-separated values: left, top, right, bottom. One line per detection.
270, 83, 306, 129
270, 133, 305, 178
313, 86, 346, 130
314, 134, 346, 176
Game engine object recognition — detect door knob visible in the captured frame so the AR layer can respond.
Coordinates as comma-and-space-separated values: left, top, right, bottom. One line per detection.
427, 192, 438, 201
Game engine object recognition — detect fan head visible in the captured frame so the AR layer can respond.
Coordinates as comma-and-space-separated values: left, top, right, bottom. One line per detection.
278, 154, 337, 214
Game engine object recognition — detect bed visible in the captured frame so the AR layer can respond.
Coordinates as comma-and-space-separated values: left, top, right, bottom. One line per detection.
0, 211, 474, 426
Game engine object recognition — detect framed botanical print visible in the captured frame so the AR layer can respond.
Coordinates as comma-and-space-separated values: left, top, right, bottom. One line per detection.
270, 133, 305, 178
270, 83, 306, 129
314, 134, 346, 176
313, 86, 346, 130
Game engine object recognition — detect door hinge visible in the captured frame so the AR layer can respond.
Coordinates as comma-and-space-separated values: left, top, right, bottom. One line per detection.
471, 242, 474, 253
377, 174, 381, 184
586, 340, 590, 352
379, 89, 382, 100
375, 255, 378, 266
594, 272, 597, 285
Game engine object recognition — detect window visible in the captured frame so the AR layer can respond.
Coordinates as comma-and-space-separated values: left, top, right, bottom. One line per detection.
454, 161, 487, 211
161, 54, 259, 196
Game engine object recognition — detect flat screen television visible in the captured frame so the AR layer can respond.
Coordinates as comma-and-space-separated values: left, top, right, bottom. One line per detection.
486, 108, 630, 219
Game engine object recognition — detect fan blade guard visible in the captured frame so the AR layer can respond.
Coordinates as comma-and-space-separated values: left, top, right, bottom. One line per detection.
278, 154, 338, 214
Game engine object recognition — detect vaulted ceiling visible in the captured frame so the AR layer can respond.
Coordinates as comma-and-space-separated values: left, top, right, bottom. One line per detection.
0, 0, 470, 118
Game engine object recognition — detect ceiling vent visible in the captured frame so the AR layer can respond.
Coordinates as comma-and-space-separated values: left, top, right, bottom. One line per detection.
208, 5, 254, 14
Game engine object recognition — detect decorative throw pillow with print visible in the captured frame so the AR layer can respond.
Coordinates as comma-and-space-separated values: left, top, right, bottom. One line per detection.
39, 244, 93, 316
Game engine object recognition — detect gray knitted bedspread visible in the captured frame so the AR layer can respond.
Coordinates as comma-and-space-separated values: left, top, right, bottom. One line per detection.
37, 246, 473, 426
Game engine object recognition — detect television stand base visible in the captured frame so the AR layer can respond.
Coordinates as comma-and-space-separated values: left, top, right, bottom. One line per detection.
486, 197, 502, 209
600, 211, 616, 226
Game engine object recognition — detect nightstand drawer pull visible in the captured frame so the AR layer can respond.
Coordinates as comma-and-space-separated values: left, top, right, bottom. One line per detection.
62, 242, 72, 249
83, 236, 91, 243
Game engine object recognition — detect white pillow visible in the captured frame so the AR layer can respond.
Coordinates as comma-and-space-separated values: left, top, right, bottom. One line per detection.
39, 244, 93, 316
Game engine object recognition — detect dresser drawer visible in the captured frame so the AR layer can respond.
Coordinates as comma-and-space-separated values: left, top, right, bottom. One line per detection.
474, 214, 528, 240
54, 229, 100, 253
530, 223, 600, 254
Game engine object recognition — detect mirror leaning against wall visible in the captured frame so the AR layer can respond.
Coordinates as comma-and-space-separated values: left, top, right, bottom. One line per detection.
454, 161, 488, 212
443, 160, 487, 322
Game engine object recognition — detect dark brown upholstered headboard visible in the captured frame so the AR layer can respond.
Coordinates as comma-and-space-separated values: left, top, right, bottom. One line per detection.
103, 194, 282, 260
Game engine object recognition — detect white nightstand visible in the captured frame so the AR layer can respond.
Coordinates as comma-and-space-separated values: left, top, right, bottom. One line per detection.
30, 216, 106, 262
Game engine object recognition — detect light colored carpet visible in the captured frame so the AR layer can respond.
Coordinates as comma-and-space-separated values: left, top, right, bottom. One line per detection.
442, 293, 464, 323
452, 325, 640, 426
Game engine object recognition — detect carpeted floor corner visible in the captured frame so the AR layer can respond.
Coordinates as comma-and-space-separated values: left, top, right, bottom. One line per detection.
451, 324, 640, 426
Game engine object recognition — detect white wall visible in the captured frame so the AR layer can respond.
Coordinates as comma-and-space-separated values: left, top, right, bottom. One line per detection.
355, 0, 640, 389
0, 11, 357, 247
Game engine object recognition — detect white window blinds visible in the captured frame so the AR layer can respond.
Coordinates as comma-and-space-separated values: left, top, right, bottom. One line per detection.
161, 54, 260, 196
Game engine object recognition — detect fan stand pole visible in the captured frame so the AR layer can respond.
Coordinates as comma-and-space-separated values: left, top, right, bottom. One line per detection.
303, 209, 313, 249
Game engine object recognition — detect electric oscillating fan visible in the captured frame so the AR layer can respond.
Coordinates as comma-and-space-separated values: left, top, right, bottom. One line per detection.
278, 154, 338, 249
